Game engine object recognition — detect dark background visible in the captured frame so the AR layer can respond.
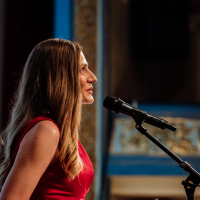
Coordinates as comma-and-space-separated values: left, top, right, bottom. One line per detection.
1, 0, 54, 131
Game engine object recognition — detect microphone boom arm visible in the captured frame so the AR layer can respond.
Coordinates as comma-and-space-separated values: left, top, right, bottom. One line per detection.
135, 120, 200, 200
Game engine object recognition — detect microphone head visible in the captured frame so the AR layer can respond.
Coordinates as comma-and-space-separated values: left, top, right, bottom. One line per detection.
103, 96, 116, 110
103, 96, 124, 113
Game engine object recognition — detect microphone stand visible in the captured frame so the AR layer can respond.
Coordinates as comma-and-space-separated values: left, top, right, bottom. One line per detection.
135, 121, 200, 200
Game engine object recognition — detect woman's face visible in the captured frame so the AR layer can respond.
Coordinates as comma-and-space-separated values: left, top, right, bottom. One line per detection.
79, 51, 97, 104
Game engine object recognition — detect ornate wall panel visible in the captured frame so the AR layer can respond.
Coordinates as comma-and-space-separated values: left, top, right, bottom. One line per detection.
110, 117, 200, 156
74, 1, 97, 200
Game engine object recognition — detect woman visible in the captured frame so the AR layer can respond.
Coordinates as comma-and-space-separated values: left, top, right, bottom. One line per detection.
0, 38, 97, 200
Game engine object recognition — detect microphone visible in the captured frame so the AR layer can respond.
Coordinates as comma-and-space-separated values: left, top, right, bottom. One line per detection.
103, 96, 176, 132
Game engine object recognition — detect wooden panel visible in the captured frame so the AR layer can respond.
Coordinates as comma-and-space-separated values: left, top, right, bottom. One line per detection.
110, 176, 200, 199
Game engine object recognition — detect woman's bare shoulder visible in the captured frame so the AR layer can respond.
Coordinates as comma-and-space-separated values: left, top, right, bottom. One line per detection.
18, 119, 60, 166
32, 120, 59, 136
22, 120, 60, 144
0, 120, 60, 200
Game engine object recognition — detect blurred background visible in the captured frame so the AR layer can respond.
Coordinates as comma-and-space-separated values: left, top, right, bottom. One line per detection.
1, 0, 200, 200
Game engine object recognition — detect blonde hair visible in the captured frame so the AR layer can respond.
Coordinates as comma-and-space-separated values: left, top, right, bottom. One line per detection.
0, 38, 83, 188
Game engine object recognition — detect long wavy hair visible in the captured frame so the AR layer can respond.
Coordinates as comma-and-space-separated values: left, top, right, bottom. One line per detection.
0, 38, 83, 188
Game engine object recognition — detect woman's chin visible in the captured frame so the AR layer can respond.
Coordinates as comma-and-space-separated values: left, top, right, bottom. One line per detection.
82, 97, 94, 104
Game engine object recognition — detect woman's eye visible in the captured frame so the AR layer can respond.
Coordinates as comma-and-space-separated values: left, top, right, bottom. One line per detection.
80, 67, 86, 73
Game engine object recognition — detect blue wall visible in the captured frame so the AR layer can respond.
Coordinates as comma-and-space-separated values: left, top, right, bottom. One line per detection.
54, 0, 73, 40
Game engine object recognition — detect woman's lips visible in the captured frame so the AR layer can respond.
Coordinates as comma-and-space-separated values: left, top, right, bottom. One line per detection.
86, 87, 93, 94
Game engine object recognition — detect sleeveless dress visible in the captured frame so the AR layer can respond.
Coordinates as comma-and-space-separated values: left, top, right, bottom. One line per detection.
11, 116, 94, 200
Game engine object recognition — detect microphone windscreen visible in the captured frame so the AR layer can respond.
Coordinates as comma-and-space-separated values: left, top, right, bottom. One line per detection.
103, 96, 116, 110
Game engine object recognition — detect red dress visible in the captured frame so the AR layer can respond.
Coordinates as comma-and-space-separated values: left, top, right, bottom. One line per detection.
11, 116, 94, 200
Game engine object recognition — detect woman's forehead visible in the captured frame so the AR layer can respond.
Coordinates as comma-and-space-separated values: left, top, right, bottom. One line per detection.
80, 51, 88, 65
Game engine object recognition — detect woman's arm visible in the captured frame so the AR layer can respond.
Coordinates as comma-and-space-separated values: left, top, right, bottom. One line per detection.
0, 120, 60, 200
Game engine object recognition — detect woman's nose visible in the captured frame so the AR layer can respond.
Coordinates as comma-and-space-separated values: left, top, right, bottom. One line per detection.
88, 70, 97, 84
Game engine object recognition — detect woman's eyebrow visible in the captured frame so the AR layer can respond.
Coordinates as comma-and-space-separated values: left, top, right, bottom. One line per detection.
80, 63, 88, 67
